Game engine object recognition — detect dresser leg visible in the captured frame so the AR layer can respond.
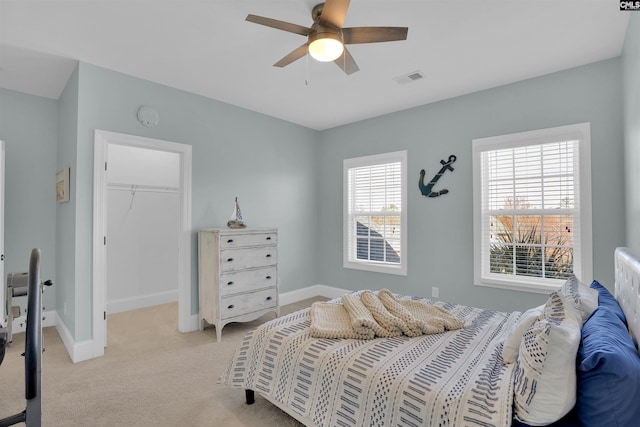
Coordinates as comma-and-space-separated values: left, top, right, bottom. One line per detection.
245, 389, 255, 405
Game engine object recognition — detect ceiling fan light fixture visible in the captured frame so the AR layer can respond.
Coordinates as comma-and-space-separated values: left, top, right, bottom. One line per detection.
308, 32, 344, 62
247, 1, 408, 74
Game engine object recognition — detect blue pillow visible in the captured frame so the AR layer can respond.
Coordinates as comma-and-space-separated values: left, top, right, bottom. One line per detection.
589, 280, 626, 323
576, 305, 640, 426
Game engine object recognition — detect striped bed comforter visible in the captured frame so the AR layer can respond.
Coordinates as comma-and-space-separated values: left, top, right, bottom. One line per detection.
219, 295, 520, 427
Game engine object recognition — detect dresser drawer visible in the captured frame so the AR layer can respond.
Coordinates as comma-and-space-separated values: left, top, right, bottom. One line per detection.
220, 247, 277, 272
219, 232, 277, 249
219, 266, 277, 296
220, 287, 277, 320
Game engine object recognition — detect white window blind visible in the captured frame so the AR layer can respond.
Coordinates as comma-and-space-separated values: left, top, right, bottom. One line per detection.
473, 123, 592, 293
344, 151, 407, 275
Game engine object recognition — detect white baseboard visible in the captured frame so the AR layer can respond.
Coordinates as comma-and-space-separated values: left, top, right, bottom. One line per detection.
279, 284, 348, 306
55, 315, 94, 363
185, 284, 344, 332
23, 285, 346, 364
9, 311, 93, 363
107, 290, 178, 314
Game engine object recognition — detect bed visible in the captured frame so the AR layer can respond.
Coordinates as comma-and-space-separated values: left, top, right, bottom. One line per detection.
219, 247, 640, 427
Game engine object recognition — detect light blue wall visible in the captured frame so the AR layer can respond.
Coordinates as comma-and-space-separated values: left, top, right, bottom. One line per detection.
56, 64, 79, 335
0, 88, 58, 313
64, 62, 321, 340
317, 58, 625, 312
623, 14, 640, 253
0, 48, 631, 342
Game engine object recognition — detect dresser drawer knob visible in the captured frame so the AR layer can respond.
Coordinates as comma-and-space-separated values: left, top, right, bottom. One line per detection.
227, 281, 234, 286
227, 304, 235, 309
266, 236, 272, 240
266, 276, 272, 280
266, 296, 272, 301
227, 258, 234, 262
266, 254, 272, 258
227, 239, 234, 243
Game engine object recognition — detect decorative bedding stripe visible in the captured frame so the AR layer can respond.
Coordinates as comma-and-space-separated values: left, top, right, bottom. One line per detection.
219, 294, 519, 427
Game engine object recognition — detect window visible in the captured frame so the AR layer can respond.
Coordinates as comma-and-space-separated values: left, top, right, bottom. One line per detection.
472, 123, 592, 293
344, 151, 407, 275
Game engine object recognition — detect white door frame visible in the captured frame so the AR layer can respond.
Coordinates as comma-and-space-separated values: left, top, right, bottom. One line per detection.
0, 141, 4, 328
92, 130, 193, 358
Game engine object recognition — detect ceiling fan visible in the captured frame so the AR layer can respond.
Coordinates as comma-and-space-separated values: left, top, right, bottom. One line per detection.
245, 0, 408, 75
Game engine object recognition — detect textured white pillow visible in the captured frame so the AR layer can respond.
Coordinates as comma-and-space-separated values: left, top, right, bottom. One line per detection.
501, 304, 544, 364
554, 275, 598, 321
513, 292, 583, 425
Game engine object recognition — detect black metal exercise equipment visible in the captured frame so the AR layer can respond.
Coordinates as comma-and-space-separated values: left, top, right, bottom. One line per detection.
0, 249, 47, 427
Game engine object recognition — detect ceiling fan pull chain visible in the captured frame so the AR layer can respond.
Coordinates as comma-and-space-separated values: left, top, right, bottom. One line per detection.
343, 52, 346, 80
305, 52, 310, 86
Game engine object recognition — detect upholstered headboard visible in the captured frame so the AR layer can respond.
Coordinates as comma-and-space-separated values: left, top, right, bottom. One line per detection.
614, 247, 640, 354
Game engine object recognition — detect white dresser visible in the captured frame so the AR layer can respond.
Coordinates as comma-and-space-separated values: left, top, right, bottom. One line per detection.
198, 228, 279, 341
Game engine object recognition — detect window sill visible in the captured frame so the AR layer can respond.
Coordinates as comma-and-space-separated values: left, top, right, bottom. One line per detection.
344, 260, 407, 276
474, 276, 563, 294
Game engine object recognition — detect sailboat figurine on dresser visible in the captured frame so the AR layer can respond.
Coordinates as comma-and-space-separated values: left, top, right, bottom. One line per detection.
227, 197, 246, 229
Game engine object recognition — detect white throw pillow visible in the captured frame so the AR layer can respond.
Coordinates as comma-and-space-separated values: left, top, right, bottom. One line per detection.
501, 304, 544, 364
513, 292, 583, 425
555, 275, 598, 321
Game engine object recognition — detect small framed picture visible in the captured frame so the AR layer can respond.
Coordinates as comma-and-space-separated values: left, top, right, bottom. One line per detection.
56, 166, 70, 203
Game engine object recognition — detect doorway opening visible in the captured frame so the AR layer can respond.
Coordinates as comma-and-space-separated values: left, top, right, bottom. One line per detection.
92, 130, 193, 358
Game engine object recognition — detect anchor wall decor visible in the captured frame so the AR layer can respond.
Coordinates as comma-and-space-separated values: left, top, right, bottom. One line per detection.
419, 155, 457, 198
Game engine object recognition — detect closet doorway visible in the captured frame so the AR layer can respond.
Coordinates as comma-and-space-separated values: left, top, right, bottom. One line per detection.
92, 130, 192, 357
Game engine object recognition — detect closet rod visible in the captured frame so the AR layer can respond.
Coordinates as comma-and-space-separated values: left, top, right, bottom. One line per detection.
107, 183, 179, 194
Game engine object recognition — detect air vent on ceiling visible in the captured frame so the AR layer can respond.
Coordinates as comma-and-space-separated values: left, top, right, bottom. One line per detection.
393, 70, 424, 85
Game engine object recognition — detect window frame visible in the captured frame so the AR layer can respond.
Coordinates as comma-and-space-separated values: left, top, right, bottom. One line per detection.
343, 150, 407, 276
472, 123, 593, 294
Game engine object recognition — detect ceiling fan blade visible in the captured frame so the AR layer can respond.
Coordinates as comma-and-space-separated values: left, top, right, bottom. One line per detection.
274, 43, 309, 67
342, 27, 408, 44
320, 0, 350, 28
333, 47, 359, 75
246, 14, 310, 36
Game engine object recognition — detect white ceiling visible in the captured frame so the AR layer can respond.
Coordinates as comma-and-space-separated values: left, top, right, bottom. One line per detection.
0, 1, 630, 130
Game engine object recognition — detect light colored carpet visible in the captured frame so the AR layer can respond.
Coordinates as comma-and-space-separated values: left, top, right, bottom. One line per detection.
0, 297, 327, 426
